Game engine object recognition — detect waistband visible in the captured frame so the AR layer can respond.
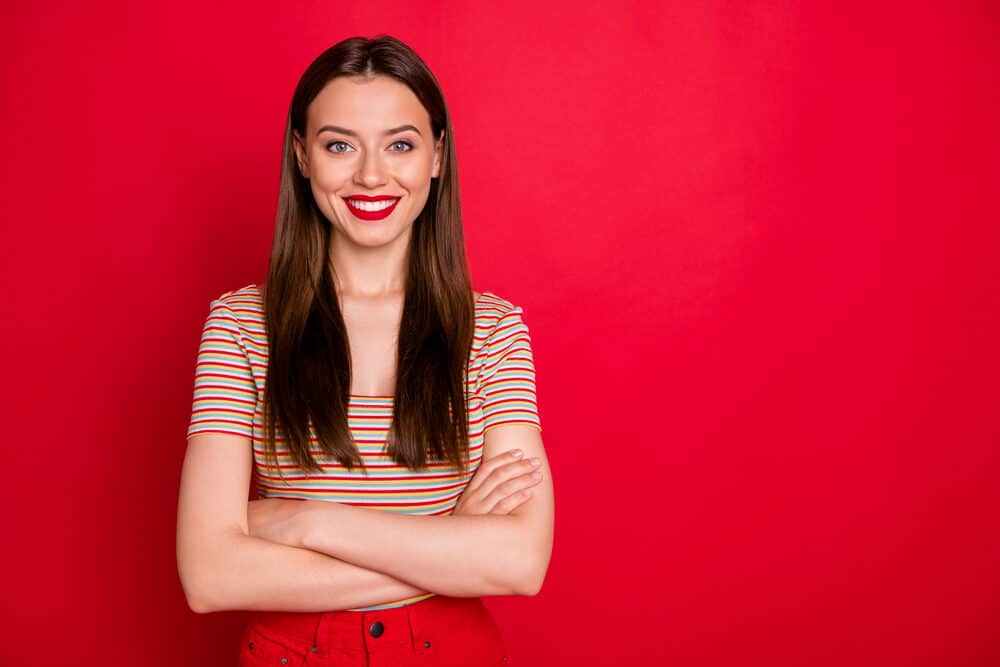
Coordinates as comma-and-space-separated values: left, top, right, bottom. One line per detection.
243, 594, 495, 657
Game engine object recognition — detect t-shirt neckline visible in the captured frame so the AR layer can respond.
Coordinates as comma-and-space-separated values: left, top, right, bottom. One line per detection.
348, 291, 492, 402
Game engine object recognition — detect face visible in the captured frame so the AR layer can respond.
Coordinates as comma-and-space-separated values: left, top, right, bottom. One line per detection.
292, 75, 444, 251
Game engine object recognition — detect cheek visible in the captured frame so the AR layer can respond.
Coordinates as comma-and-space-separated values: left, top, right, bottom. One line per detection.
309, 179, 337, 216
396, 158, 434, 190
311, 160, 349, 191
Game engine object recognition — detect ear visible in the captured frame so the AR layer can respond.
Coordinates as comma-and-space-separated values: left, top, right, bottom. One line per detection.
431, 131, 445, 179
292, 130, 309, 179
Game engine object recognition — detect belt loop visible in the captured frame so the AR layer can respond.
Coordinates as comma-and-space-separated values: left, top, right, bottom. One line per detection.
406, 597, 431, 656
311, 612, 333, 656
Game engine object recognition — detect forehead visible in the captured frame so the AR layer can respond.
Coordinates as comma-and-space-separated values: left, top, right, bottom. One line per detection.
306, 75, 432, 136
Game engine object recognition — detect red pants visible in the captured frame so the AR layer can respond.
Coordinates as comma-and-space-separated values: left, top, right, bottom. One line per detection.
237, 595, 511, 666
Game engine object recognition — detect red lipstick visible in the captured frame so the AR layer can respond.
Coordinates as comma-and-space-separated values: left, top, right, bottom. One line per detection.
343, 194, 402, 221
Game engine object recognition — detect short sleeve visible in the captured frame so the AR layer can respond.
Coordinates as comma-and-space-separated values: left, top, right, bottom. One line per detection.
186, 297, 257, 440
480, 304, 542, 433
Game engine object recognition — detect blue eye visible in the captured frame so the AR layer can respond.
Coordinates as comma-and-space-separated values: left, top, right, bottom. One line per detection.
325, 140, 413, 153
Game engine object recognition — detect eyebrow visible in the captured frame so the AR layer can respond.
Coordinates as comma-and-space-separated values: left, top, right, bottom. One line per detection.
316, 124, 422, 138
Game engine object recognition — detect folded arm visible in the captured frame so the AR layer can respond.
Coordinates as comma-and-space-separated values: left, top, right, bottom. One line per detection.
289, 424, 554, 597
176, 432, 430, 613
183, 529, 430, 614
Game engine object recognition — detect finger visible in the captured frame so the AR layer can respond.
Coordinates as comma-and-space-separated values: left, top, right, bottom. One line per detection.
466, 448, 525, 493
481, 470, 542, 510
476, 458, 542, 499
490, 489, 533, 514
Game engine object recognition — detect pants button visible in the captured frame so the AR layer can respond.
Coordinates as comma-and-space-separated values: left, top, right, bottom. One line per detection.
369, 620, 385, 638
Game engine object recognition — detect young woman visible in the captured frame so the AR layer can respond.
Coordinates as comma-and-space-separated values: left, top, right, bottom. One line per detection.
175, 35, 553, 666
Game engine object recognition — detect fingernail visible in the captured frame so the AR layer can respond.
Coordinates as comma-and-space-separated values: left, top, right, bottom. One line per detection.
530, 458, 541, 467
512, 450, 523, 458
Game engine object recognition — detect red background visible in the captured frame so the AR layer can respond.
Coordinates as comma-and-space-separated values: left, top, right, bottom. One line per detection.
3, 1, 998, 665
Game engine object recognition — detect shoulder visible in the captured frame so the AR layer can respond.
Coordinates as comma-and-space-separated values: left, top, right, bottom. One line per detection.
214, 283, 263, 307
208, 283, 265, 329
475, 289, 520, 318
474, 290, 530, 341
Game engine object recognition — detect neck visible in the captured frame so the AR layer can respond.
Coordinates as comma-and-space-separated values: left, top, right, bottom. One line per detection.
328, 230, 410, 299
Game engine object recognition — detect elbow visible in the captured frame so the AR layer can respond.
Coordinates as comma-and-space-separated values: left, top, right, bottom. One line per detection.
504, 521, 553, 596
511, 553, 550, 597
178, 561, 221, 614
483, 554, 546, 597
187, 575, 226, 614
185, 591, 214, 615
177, 524, 247, 613
513, 568, 546, 597
177, 538, 236, 614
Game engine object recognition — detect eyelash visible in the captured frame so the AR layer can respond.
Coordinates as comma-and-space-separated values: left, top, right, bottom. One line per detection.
326, 140, 413, 153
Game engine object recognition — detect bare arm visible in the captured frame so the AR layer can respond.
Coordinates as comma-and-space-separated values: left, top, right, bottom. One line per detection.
176, 432, 429, 613
275, 424, 555, 598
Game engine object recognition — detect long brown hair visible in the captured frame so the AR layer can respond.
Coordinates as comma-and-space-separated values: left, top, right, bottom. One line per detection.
260, 35, 474, 481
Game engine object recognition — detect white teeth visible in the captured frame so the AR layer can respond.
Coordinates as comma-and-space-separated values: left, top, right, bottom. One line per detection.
347, 198, 398, 211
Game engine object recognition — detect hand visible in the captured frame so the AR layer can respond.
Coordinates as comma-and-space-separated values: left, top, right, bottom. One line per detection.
246, 497, 313, 547
454, 449, 543, 516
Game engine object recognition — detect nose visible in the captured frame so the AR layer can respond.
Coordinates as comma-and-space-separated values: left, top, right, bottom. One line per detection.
354, 148, 388, 189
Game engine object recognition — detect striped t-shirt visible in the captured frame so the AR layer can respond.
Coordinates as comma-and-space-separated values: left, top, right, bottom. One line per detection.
186, 284, 542, 611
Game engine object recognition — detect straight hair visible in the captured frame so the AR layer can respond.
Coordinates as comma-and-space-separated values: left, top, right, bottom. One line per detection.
260, 35, 475, 481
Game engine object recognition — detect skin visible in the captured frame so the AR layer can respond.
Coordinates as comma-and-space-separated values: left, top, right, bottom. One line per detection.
293, 74, 445, 394
176, 74, 554, 613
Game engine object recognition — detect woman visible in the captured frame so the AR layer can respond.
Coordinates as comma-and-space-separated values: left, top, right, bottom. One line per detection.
176, 35, 554, 666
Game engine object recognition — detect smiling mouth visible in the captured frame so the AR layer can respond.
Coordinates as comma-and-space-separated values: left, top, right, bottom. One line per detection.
343, 196, 401, 221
